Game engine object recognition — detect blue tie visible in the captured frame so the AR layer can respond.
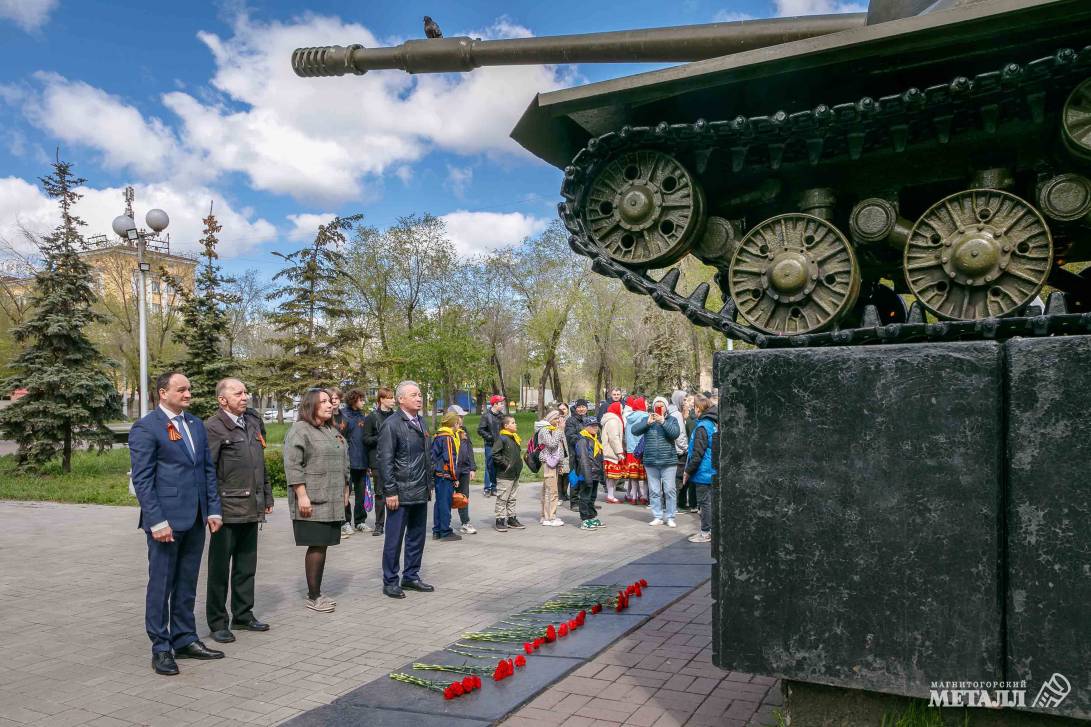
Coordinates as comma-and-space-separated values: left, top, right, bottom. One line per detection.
174, 415, 195, 458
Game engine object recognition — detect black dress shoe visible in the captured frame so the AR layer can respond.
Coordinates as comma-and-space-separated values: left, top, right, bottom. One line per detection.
372, 526, 384, 536
439, 532, 462, 542
152, 652, 179, 676
233, 619, 270, 632
210, 629, 235, 643
383, 584, 406, 599
175, 640, 225, 660
401, 579, 435, 592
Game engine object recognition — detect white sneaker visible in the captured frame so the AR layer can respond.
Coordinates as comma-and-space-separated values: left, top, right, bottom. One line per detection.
688, 531, 712, 543
340, 524, 354, 537
540, 518, 550, 526
305, 597, 335, 613
354, 523, 371, 532
550, 519, 565, 527
459, 524, 477, 534
666, 519, 677, 528
648, 518, 663, 527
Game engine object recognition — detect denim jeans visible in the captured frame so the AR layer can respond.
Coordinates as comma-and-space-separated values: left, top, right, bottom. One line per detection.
432, 475, 454, 537
645, 464, 677, 520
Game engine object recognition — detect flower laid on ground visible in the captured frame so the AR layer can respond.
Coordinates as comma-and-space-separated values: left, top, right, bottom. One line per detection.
558, 623, 569, 637
591, 603, 603, 614
524, 642, 534, 655
412, 662, 493, 677
515, 655, 527, 668
493, 658, 517, 681
545, 624, 557, 643
390, 672, 478, 700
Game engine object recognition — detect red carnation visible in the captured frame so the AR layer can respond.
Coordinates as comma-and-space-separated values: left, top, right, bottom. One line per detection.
568, 618, 578, 630
515, 655, 527, 668
444, 686, 456, 699
451, 682, 464, 697
462, 676, 475, 692
524, 642, 534, 655
634, 583, 643, 597
626, 584, 636, 596
578, 609, 587, 620
591, 603, 602, 614
558, 623, 569, 637
639, 578, 648, 587
473, 675, 483, 689
534, 637, 544, 649
545, 624, 557, 642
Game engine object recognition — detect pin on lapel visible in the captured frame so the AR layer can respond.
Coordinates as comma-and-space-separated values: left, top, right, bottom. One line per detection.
167, 421, 183, 442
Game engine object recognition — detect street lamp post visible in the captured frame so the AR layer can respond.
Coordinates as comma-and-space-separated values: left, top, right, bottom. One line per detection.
112, 209, 170, 418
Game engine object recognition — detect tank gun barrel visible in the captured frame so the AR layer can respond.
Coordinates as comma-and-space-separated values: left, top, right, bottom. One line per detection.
292, 15, 866, 77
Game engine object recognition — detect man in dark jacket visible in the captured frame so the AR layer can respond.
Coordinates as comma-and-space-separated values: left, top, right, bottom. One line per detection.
362, 386, 396, 536
477, 395, 504, 496
572, 416, 604, 529
204, 378, 272, 644
377, 380, 434, 599
564, 399, 590, 508
595, 387, 624, 422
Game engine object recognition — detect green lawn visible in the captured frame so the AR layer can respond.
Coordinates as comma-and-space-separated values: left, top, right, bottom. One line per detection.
0, 410, 545, 505
0, 448, 137, 506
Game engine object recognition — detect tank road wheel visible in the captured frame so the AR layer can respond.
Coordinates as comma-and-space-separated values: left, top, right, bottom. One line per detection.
905, 190, 1052, 320
1062, 77, 1091, 159
582, 150, 705, 268
728, 214, 860, 335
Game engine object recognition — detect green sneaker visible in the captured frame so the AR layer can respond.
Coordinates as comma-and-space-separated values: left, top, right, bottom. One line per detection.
591, 518, 605, 528
579, 520, 597, 530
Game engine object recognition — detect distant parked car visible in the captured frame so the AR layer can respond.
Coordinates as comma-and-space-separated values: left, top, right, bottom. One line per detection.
263, 408, 297, 422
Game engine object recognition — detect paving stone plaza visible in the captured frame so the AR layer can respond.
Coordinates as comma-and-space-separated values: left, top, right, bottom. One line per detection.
0, 486, 775, 727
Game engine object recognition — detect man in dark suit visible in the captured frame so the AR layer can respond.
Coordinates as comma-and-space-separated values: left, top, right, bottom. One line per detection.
130, 371, 225, 676
204, 378, 272, 644
377, 380, 434, 599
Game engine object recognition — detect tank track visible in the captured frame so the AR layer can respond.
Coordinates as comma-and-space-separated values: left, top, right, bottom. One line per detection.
559, 45, 1091, 348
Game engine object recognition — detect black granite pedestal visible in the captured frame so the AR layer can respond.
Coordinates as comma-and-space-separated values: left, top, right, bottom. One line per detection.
712, 338, 1090, 722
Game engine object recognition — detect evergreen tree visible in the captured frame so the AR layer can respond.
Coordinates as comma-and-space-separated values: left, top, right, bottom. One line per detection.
0, 155, 121, 472
166, 203, 237, 418
265, 214, 362, 391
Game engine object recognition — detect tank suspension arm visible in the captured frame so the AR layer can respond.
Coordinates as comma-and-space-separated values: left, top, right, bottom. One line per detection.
292, 15, 866, 77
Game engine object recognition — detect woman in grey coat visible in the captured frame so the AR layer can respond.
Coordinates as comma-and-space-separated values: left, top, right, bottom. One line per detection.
283, 388, 350, 613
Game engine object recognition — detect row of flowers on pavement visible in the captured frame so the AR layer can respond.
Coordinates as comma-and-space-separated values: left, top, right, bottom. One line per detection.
390, 578, 649, 700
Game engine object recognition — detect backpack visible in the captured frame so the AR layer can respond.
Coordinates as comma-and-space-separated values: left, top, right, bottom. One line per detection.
523, 431, 544, 473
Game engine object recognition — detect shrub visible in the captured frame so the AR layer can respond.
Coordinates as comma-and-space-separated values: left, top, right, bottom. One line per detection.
264, 448, 287, 496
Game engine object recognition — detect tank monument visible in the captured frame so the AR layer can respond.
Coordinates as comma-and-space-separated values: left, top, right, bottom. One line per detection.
294, 0, 1090, 722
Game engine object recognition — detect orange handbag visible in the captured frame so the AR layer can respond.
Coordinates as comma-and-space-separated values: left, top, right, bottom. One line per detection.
451, 492, 469, 509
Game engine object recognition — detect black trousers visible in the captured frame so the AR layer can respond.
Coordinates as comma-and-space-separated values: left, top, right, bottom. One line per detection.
677, 454, 696, 510
456, 472, 471, 525
578, 479, 600, 521
344, 468, 369, 526
205, 521, 258, 631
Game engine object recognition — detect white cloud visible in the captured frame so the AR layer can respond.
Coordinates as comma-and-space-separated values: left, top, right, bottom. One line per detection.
394, 166, 413, 186
24, 73, 185, 178
286, 212, 336, 242
440, 210, 549, 257
713, 10, 756, 21
775, 0, 867, 15
0, 176, 276, 259
163, 11, 574, 203
0, 0, 58, 32
445, 165, 473, 198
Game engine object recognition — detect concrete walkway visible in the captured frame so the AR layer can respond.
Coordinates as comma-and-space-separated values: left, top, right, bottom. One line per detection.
0, 489, 707, 726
